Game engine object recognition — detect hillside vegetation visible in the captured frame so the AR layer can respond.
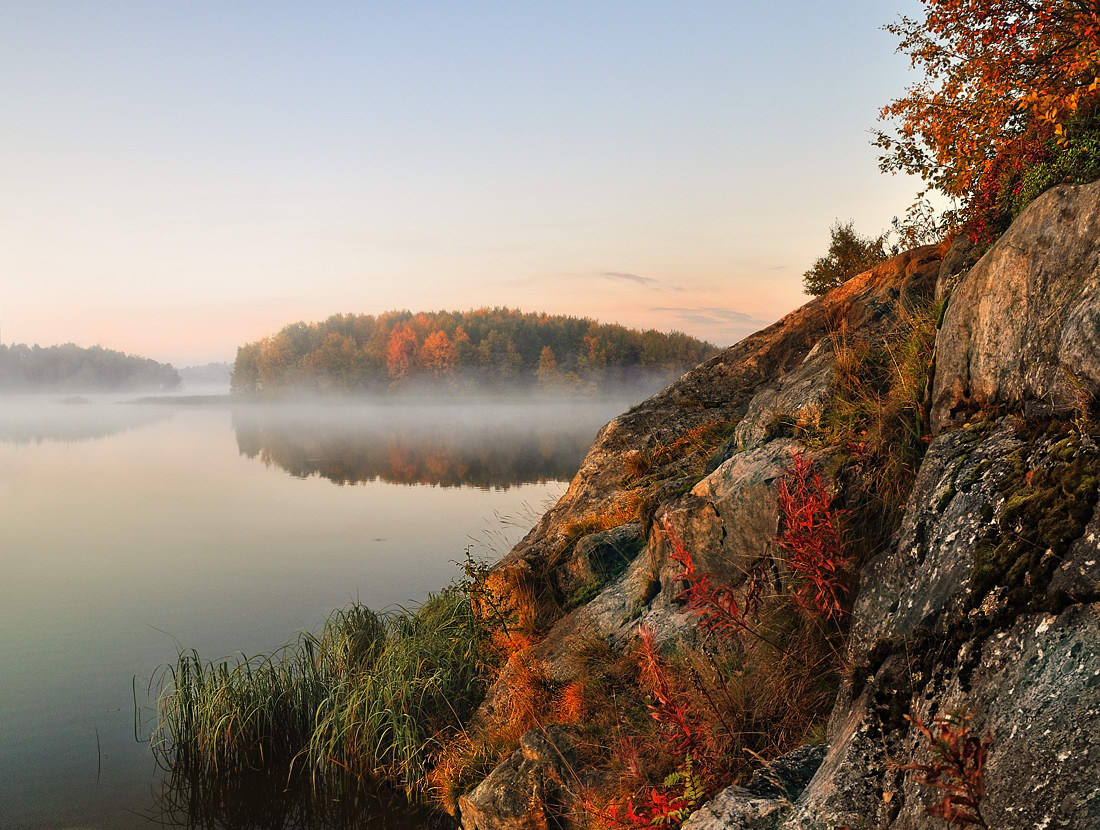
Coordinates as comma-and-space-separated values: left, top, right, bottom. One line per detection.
0, 343, 179, 392
231, 308, 717, 396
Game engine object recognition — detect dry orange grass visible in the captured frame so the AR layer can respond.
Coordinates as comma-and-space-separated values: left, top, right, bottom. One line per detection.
475, 560, 542, 633
426, 645, 559, 814
553, 680, 588, 725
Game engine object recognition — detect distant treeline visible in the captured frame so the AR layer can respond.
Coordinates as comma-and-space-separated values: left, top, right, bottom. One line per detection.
0, 343, 180, 392
179, 361, 233, 387
231, 308, 717, 395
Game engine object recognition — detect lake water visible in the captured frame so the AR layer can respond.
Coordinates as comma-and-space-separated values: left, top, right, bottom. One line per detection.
0, 394, 625, 829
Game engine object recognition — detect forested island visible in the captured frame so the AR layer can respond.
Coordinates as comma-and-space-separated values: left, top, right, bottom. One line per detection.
230, 308, 718, 395
0, 343, 180, 392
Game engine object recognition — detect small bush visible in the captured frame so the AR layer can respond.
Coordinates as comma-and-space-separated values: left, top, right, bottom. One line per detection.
896, 711, 991, 828
775, 454, 850, 620
803, 221, 890, 296
965, 110, 1100, 245
801, 295, 940, 558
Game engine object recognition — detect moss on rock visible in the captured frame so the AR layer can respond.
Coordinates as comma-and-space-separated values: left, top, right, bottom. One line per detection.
971, 433, 1100, 603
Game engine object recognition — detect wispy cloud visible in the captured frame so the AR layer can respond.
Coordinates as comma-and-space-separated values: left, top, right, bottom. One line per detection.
651, 306, 764, 324
600, 271, 659, 286
650, 305, 772, 344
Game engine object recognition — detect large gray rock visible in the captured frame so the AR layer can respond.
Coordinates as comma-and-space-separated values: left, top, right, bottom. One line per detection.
732, 341, 834, 451
848, 421, 1021, 661
935, 232, 979, 301
560, 522, 645, 605
745, 745, 828, 801
496, 246, 941, 607
932, 180, 1100, 431
782, 417, 1100, 829
682, 746, 827, 830
788, 604, 1100, 830
659, 439, 801, 590
680, 787, 789, 830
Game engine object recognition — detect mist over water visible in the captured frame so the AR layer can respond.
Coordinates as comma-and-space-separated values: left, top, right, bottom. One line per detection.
0, 394, 631, 828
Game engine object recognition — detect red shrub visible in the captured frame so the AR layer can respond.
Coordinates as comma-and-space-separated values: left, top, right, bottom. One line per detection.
897, 711, 991, 828
664, 519, 757, 637
775, 454, 850, 620
595, 780, 696, 829
636, 625, 697, 757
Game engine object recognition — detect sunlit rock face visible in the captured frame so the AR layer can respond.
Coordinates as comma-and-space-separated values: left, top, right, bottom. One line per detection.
785, 181, 1100, 830
457, 247, 944, 828
932, 179, 1100, 432
786, 420, 1100, 830
493, 245, 942, 616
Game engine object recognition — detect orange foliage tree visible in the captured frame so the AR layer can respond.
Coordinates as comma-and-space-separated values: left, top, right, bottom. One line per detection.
876, 1, 1100, 208
419, 330, 456, 377
232, 308, 716, 395
385, 324, 419, 380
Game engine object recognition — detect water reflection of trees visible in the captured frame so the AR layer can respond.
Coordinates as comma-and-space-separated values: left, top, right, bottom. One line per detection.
0, 402, 170, 445
231, 403, 621, 489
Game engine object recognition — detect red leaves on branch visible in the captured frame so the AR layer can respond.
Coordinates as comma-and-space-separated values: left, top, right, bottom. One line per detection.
775, 453, 850, 620
896, 711, 992, 828
636, 625, 697, 757
664, 519, 758, 638
877, 0, 1100, 204
595, 791, 693, 830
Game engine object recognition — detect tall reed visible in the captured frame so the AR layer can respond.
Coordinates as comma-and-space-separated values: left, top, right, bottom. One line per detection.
153, 590, 490, 803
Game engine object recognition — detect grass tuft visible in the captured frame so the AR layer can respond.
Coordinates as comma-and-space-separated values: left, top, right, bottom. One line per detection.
153, 591, 491, 804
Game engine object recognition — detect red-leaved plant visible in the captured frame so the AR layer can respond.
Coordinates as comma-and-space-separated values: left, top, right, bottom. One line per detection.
664, 519, 761, 637
896, 711, 991, 828
775, 453, 850, 620
636, 625, 697, 757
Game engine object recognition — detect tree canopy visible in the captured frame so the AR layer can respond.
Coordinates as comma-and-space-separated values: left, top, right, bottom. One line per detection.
231, 308, 718, 396
0, 343, 180, 392
876, 0, 1100, 235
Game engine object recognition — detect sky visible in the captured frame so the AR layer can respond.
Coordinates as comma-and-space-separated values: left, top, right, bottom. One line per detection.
0, 1, 923, 366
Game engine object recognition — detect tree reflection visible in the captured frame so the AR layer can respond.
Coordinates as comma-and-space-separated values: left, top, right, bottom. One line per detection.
0, 401, 170, 445
232, 402, 622, 489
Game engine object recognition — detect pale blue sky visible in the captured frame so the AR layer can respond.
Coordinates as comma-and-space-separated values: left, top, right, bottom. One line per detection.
1, 1, 921, 364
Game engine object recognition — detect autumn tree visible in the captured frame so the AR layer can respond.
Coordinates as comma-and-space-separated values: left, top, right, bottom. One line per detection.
420, 330, 456, 377
231, 344, 261, 394
0, 342, 180, 393
498, 340, 523, 380
803, 221, 889, 296
452, 325, 474, 369
576, 332, 607, 380
314, 332, 359, 389
876, 1, 1100, 215
536, 345, 562, 388
232, 308, 717, 395
385, 324, 419, 380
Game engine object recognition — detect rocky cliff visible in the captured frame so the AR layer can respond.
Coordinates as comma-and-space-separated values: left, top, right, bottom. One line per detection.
456, 181, 1100, 830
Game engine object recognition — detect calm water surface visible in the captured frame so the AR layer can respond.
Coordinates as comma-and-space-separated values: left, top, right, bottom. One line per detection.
0, 395, 623, 829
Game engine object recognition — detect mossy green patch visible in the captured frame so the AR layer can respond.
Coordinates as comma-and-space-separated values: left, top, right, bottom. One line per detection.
936, 481, 957, 513
971, 435, 1100, 604
957, 457, 994, 492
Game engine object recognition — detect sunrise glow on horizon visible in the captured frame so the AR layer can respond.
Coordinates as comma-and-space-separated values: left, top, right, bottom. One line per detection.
1, 0, 923, 366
